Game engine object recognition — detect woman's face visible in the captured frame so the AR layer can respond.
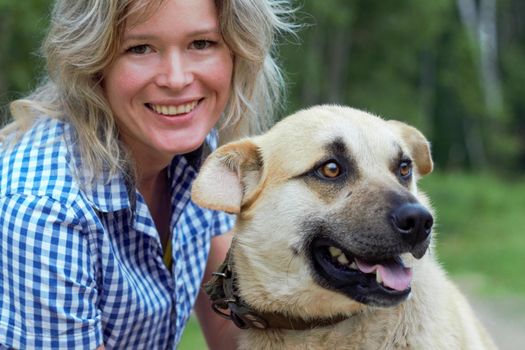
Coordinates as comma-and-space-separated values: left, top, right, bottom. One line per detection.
103, 0, 233, 166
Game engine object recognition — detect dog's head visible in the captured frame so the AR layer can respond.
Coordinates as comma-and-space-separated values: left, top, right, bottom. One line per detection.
192, 105, 434, 318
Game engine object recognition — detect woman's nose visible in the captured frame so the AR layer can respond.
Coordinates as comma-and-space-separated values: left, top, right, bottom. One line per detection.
155, 51, 194, 89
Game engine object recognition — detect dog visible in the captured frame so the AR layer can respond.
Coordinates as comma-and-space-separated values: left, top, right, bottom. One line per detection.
192, 105, 497, 349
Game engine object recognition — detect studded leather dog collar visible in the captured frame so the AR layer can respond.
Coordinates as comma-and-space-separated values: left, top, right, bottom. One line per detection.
204, 247, 349, 330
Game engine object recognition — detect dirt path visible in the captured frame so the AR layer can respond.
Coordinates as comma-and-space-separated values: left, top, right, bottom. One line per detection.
468, 294, 525, 349
456, 277, 525, 350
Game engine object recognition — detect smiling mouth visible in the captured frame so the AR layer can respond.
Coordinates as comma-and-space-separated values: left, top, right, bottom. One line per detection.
146, 99, 202, 116
310, 238, 413, 307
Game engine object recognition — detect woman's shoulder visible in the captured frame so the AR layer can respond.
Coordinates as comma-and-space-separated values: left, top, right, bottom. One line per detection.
0, 117, 82, 204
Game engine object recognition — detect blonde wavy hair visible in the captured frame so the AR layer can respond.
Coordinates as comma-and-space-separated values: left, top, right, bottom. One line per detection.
3, 0, 296, 180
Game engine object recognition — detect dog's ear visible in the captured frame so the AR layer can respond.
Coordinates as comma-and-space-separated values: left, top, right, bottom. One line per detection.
191, 139, 263, 214
388, 120, 433, 176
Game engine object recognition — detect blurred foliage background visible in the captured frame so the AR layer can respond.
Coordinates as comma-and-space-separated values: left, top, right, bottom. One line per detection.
1, 0, 524, 173
281, 0, 525, 173
1, 0, 524, 347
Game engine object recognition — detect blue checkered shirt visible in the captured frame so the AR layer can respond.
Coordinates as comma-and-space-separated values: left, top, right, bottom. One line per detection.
0, 117, 234, 349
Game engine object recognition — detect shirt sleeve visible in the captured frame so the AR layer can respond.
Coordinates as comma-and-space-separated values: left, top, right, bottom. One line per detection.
210, 210, 235, 237
0, 194, 103, 349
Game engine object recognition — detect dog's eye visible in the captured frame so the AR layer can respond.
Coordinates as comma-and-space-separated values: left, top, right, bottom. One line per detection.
318, 161, 342, 179
398, 161, 412, 178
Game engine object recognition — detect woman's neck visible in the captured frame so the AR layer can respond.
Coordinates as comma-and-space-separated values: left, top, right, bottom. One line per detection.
138, 166, 172, 249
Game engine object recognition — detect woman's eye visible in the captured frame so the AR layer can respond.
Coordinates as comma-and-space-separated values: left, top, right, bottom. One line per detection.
318, 161, 342, 179
191, 40, 214, 50
398, 160, 412, 178
126, 44, 151, 55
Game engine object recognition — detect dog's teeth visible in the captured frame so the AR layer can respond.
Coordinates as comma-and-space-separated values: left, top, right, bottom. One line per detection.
329, 246, 342, 258
337, 254, 350, 265
376, 270, 383, 284
400, 253, 413, 268
349, 262, 358, 270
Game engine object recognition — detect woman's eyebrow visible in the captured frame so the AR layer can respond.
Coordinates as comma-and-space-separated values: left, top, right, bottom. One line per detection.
124, 28, 220, 42
189, 28, 220, 35
123, 34, 157, 42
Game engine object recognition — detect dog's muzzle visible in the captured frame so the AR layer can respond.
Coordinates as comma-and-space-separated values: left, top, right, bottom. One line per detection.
306, 202, 433, 308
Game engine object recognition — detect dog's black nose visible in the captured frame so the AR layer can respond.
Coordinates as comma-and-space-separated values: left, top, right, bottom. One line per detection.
391, 203, 433, 246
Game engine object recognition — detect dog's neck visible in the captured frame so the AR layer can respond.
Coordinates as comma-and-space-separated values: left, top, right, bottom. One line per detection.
205, 247, 350, 330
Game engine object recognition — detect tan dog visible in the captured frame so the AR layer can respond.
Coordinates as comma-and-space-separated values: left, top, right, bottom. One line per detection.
192, 105, 497, 350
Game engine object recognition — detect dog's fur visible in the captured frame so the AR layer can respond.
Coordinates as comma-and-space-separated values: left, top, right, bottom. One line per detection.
192, 105, 497, 349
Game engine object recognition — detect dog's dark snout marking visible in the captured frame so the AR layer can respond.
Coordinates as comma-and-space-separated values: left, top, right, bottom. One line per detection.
391, 203, 433, 246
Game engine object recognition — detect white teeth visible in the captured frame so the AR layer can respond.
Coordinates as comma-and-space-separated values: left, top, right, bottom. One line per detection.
337, 254, 350, 265
328, 246, 359, 270
329, 246, 342, 258
151, 100, 198, 116
400, 253, 413, 268
376, 269, 383, 284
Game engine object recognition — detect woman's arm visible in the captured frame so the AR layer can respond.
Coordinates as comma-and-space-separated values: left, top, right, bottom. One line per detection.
194, 232, 241, 350
0, 194, 102, 349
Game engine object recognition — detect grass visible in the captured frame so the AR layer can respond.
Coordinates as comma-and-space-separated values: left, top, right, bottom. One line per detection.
179, 172, 525, 348
179, 316, 207, 350
419, 172, 525, 296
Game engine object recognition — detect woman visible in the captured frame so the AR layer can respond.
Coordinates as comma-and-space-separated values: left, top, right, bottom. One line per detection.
0, 0, 295, 348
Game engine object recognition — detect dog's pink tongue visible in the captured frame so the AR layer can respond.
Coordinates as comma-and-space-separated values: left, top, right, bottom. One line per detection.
354, 258, 412, 291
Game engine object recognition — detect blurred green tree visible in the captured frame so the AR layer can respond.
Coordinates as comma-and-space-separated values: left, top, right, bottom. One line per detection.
281, 0, 524, 172
0, 0, 51, 122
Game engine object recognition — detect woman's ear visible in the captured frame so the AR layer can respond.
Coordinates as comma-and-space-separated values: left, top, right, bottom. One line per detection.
388, 120, 433, 176
191, 139, 263, 214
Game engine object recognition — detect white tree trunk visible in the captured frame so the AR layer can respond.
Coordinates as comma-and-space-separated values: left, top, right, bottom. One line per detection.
457, 0, 503, 115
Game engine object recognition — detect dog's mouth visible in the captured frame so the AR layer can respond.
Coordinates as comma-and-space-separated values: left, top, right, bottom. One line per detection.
310, 238, 412, 307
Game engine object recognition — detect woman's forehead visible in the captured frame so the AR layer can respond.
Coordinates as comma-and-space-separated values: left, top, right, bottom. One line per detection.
123, 0, 220, 37
123, 0, 165, 28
